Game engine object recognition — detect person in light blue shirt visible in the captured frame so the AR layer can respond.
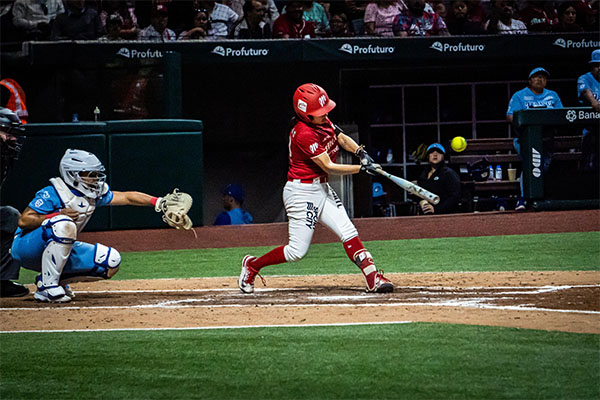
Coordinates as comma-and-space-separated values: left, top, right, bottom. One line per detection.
506, 67, 563, 210
214, 184, 253, 225
577, 49, 600, 172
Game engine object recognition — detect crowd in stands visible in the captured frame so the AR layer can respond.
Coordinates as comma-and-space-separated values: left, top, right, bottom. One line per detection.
0, 0, 597, 43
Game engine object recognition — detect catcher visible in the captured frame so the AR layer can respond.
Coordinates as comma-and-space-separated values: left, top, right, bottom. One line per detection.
11, 148, 192, 303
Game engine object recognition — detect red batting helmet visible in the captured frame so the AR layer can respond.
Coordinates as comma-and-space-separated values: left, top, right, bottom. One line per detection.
293, 83, 336, 123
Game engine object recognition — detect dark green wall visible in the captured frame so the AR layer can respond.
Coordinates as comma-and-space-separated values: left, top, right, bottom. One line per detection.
1, 120, 203, 230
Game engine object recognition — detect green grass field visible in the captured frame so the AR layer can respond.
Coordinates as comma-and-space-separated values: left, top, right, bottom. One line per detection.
3, 231, 600, 399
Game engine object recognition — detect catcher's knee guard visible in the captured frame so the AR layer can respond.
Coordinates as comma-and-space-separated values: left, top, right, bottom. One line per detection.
40, 216, 77, 288
94, 243, 121, 278
59, 243, 121, 283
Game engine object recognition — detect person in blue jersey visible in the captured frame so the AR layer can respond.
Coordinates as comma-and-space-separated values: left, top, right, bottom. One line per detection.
214, 184, 253, 225
506, 67, 563, 210
577, 49, 600, 173
11, 148, 180, 303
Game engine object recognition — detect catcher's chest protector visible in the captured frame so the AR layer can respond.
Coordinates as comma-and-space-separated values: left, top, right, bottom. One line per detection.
50, 177, 96, 233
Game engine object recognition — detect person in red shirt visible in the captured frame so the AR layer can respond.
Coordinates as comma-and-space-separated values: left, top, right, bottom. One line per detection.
272, 0, 315, 38
238, 83, 394, 294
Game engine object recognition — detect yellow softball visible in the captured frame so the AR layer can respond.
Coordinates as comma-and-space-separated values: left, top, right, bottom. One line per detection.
451, 136, 467, 152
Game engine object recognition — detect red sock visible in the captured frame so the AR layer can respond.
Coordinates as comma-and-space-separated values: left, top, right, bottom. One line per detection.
343, 236, 365, 261
249, 245, 286, 270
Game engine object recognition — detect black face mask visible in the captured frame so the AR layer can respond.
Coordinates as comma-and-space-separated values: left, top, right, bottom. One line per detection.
1, 133, 24, 187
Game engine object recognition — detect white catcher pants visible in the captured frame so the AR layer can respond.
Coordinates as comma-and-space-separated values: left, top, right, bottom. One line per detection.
283, 179, 358, 262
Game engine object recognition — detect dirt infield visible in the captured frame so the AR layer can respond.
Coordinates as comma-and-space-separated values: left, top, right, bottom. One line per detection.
1, 271, 599, 334
1, 210, 599, 334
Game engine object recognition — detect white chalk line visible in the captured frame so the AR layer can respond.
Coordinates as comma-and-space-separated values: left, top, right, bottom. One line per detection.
53, 283, 600, 294
2, 300, 598, 315
0, 320, 414, 334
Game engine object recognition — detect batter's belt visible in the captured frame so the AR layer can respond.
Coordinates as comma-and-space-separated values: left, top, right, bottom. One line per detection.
288, 177, 328, 184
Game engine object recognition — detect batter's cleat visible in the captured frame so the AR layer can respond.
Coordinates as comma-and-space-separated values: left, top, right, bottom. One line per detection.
239, 255, 266, 294
36, 274, 74, 298
0, 280, 30, 298
365, 270, 394, 293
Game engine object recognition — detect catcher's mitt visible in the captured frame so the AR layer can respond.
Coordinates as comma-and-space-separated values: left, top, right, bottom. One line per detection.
155, 189, 193, 230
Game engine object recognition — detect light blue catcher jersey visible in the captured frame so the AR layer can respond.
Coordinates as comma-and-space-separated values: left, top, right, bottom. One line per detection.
14, 183, 113, 235
577, 72, 600, 104
506, 87, 563, 116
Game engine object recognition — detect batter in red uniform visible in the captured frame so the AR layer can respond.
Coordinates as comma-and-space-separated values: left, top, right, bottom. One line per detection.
239, 83, 394, 294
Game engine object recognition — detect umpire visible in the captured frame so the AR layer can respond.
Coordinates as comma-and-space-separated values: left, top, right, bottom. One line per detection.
416, 143, 461, 214
0, 107, 28, 297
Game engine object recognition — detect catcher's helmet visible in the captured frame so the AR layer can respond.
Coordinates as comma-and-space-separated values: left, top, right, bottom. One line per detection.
0, 107, 24, 134
59, 149, 106, 199
293, 83, 336, 123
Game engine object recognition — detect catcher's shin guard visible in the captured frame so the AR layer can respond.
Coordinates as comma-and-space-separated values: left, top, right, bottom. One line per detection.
40, 216, 76, 288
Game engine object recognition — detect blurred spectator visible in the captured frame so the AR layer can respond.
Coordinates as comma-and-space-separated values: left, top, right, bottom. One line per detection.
485, 0, 527, 34
138, 4, 176, 41
464, 0, 487, 27
573, 0, 598, 31
214, 184, 254, 225
272, 0, 315, 38
519, 0, 558, 32
178, 8, 212, 40
330, 11, 353, 36
198, 0, 240, 38
99, 0, 138, 39
416, 143, 461, 215
431, 0, 448, 19
446, 0, 486, 34
51, 0, 104, 40
552, 1, 583, 32
12, 0, 65, 40
364, 1, 406, 37
99, 13, 124, 40
577, 49, 600, 172
330, 0, 369, 35
393, 0, 449, 36
301, 1, 330, 36
234, 0, 272, 38
229, 0, 280, 26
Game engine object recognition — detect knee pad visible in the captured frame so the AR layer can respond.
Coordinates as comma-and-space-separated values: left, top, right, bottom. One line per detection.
284, 243, 308, 263
94, 244, 121, 278
42, 215, 77, 245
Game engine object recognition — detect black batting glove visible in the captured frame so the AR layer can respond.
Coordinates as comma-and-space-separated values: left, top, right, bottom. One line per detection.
361, 163, 381, 176
355, 146, 375, 167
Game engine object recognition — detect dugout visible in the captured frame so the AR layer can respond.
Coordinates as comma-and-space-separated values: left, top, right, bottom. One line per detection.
1, 32, 598, 223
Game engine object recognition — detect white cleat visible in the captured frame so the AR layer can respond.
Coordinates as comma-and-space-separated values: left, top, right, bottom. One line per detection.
34, 286, 72, 303
239, 255, 259, 294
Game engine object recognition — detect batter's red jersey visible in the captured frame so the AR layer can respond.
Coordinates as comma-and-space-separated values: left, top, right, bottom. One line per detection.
288, 119, 339, 180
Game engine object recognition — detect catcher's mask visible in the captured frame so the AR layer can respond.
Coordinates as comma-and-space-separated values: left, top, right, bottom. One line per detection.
59, 149, 106, 199
468, 157, 491, 182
